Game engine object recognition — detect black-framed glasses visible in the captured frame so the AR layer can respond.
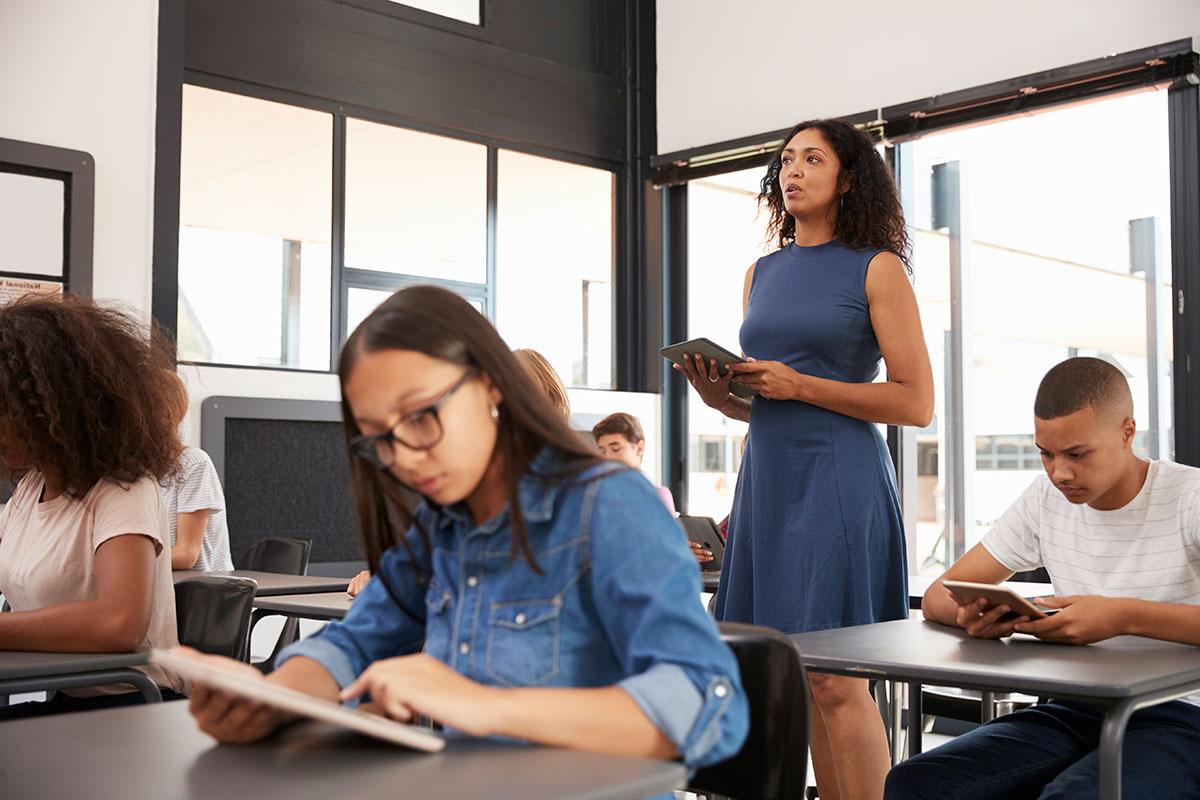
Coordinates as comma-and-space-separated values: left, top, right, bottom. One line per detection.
349, 368, 477, 469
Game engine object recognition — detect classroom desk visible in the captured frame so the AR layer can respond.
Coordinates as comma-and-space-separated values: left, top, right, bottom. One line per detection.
907, 574, 1053, 610
790, 617, 1200, 800
173, 570, 350, 596
700, 571, 720, 593
0, 700, 687, 800
253, 591, 352, 622
0, 650, 161, 702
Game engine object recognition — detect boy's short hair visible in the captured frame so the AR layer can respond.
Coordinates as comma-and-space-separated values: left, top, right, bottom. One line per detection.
1034, 357, 1132, 420
592, 412, 645, 444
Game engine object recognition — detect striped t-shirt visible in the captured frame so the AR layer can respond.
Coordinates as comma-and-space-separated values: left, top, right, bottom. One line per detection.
983, 460, 1200, 600
162, 446, 234, 573
983, 459, 1200, 704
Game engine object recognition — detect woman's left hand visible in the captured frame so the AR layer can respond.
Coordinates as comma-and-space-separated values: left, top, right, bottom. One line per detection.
727, 358, 804, 401
341, 653, 503, 736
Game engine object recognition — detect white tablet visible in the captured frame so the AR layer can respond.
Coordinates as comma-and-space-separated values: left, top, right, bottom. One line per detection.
152, 649, 446, 752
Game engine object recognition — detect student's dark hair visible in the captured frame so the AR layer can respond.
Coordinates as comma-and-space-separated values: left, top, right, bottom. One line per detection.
339, 285, 604, 579
0, 293, 182, 496
760, 118, 911, 270
591, 412, 645, 445
1034, 357, 1132, 420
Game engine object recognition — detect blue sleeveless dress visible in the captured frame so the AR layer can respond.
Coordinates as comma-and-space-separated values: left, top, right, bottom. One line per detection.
713, 239, 909, 634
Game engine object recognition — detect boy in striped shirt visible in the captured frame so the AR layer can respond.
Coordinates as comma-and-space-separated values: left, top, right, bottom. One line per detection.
886, 357, 1200, 799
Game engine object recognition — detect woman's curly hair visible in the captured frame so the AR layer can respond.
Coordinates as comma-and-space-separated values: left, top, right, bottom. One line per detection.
760, 118, 911, 271
0, 293, 182, 496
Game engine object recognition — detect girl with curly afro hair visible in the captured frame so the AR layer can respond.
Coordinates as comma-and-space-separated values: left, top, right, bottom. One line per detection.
0, 293, 186, 719
675, 118, 934, 799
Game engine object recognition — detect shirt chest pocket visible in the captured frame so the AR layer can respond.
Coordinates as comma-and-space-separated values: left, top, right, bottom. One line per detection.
485, 599, 562, 686
422, 582, 454, 663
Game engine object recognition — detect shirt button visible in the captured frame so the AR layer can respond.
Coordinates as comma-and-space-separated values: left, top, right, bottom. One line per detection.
714, 684, 728, 698
459, 642, 471, 655
514, 613, 527, 625
467, 576, 478, 588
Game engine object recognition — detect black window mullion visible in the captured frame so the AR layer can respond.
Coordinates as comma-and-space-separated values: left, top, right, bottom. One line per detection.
1169, 79, 1200, 466
486, 145, 498, 321
331, 114, 347, 368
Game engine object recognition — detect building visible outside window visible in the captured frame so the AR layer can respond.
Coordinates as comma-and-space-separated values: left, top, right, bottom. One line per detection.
178, 86, 332, 370
496, 149, 615, 390
905, 89, 1172, 574
685, 167, 771, 519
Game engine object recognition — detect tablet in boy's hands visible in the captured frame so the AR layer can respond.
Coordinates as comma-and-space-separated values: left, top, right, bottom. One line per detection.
941, 580, 1059, 622
660, 338, 754, 398
152, 648, 445, 752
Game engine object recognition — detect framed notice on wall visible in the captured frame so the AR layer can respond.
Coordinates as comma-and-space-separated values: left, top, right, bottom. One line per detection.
0, 136, 94, 300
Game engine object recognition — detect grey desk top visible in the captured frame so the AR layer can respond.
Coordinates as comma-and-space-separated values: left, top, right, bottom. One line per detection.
174, 570, 350, 596
791, 618, 1200, 700
0, 700, 687, 800
0, 650, 148, 681
700, 571, 720, 592
253, 591, 352, 620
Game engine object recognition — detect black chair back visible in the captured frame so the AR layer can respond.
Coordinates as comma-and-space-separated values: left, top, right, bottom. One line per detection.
174, 576, 257, 660
689, 622, 810, 800
235, 537, 311, 575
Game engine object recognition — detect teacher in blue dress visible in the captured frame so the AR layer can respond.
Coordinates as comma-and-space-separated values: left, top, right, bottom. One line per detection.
678, 118, 933, 800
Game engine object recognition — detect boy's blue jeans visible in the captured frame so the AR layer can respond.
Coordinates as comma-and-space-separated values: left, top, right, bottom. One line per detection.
885, 699, 1200, 799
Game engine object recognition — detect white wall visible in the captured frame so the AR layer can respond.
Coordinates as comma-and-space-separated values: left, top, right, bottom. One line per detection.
657, 0, 1200, 154
0, 0, 160, 315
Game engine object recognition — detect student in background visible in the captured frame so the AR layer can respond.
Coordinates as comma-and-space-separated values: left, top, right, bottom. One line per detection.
163, 375, 233, 572
886, 357, 1200, 799
349, 346, 571, 597
513, 348, 570, 419
184, 285, 749, 771
592, 412, 676, 512
592, 413, 713, 565
0, 295, 185, 718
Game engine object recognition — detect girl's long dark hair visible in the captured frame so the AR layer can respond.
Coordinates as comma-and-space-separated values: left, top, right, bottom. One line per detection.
760, 118, 911, 271
339, 285, 603, 580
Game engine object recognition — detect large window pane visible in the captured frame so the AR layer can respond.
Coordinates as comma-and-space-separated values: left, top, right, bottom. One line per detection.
685, 168, 772, 519
345, 120, 486, 283
496, 150, 614, 389
178, 86, 332, 370
908, 90, 1172, 573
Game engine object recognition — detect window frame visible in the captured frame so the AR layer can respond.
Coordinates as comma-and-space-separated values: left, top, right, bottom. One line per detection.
656, 41, 1200, 542
171, 73, 619, 380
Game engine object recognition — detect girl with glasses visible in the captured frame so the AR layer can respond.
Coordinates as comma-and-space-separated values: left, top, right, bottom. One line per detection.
185, 285, 748, 771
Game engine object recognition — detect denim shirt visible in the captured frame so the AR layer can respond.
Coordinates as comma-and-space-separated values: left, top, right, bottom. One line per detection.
278, 448, 749, 769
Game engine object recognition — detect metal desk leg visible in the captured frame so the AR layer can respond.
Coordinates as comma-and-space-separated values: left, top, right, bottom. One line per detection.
907, 681, 923, 758
980, 690, 995, 723
891, 681, 906, 767
1099, 699, 1136, 800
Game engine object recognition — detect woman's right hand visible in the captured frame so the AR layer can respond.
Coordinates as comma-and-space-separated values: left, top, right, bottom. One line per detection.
674, 352, 735, 410
186, 649, 294, 743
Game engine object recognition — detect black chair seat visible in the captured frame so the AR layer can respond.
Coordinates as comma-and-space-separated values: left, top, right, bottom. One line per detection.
689, 622, 809, 800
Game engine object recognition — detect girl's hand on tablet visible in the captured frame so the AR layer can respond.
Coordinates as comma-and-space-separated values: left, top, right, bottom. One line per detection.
341, 653, 502, 736
183, 648, 292, 743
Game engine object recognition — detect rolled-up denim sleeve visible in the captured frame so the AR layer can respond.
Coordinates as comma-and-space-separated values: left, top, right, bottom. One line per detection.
275, 526, 430, 693
587, 471, 749, 768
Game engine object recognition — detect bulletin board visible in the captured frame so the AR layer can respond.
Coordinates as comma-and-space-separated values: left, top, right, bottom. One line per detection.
0, 137, 94, 302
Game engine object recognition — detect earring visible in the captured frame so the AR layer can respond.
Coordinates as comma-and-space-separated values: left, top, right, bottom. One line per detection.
490, 405, 499, 421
